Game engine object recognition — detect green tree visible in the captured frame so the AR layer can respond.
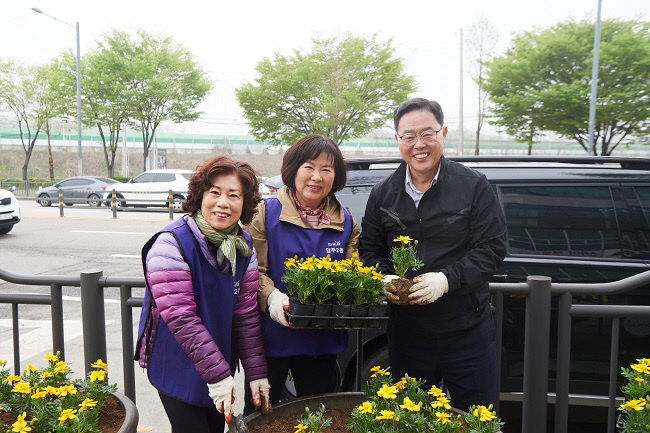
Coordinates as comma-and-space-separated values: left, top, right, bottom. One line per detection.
0, 61, 46, 180
236, 34, 416, 146
483, 19, 650, 155
108, 31, 212, 171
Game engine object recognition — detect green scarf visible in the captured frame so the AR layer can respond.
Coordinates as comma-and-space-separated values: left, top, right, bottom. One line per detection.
193, 212, 252, 276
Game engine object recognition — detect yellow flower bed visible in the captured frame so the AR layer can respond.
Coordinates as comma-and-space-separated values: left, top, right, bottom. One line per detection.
0, 354, 116, 433
618, 357, 650, 432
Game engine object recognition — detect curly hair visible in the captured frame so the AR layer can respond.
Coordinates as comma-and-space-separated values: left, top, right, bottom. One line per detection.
280, 134, 347, 196
183, 155, 261, 225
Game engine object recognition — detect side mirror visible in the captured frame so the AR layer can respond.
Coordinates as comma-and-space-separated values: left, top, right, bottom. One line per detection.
10, 186, 16, 192
129, 179, 134, 183
54, 183, 60, 188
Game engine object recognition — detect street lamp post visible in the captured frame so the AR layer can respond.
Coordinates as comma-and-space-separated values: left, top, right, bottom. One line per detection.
32, 7, 83, 176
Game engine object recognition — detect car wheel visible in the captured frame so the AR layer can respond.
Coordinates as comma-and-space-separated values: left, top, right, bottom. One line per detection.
0, 226, 12, 235
65, 203, 73, 206
87, 193, 101, 207
37, 194, 52, 207
171, 195, 184, 212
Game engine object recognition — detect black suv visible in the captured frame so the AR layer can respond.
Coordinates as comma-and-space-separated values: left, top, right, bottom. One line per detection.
266, 156, 650, 417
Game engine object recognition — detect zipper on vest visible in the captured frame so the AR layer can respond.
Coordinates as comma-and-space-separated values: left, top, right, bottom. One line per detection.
380, 207, 407, 231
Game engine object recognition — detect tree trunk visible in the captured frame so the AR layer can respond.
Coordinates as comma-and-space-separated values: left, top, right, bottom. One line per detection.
474, 129, 480, 155
46, 120, 54, 181
528, 142, 533, 155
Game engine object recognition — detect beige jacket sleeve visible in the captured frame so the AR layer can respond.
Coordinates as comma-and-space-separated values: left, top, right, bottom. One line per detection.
244, 201, 277, 312
345, 218, 361, 259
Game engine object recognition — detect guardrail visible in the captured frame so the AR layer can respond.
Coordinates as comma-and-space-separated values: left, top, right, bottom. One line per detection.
0, 267, 649, 433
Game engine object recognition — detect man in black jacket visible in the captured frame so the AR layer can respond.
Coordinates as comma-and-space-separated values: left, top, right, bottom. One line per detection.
359, 97, 507, 412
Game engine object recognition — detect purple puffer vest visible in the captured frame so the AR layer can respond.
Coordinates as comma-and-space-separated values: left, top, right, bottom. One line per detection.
262, 197, 351, 357
136, 217, 253, 406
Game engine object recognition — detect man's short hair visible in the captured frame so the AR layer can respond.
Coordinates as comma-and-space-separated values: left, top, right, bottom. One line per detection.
393, 98, 444, 131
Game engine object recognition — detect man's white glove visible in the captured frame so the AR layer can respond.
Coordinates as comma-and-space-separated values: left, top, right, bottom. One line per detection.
408, 272, 449, 305
267, 289, 290, 327
381, 274, 400, 304
249, 378, 272, 413
207, 376, 235, 421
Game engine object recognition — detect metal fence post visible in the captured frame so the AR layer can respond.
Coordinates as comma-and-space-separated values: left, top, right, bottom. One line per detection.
50, 283, 65, 360
120, 285, 136, 403
168, 189, 174, 220
12, 303, 20, 375
111, 190, 117, 219
554, 291, 572, 433
58, 188, 64, 217
80, 271, 107, 376
522, 275, 552, 433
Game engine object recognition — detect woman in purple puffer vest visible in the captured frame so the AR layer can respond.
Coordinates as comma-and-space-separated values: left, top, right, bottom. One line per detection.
135, 156, 270, 433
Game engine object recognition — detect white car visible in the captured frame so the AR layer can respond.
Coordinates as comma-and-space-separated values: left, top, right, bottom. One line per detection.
103, 169, 193, 210
0, 188, 21, 234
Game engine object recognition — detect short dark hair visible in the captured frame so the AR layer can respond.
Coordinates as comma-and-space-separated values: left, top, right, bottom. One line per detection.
183, 155, 261, 225
393, 98, 444, 131
280, 134, 347, 196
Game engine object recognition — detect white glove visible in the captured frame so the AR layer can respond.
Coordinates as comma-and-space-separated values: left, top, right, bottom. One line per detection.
207, 376, 235, 420
267, 289, 290, 327
381, 274, 400, 304
408, 272, 449, 305
249, 378, 271, 413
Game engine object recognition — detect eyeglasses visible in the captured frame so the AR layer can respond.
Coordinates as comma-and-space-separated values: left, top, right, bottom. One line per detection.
397, 126, 444, 146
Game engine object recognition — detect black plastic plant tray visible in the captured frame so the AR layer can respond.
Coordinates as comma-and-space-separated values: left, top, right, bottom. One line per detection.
284, 312, 389, 329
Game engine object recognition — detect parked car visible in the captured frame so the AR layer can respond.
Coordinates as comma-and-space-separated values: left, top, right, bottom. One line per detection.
103, 169, 192, 210
36, 176, 121, 207
0, 187, 21, 234
269, 156, 650, 421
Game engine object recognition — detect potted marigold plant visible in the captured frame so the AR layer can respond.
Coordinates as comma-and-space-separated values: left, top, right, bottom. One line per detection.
282, 255, 386, 328
0, 353, 136, 433
617, 357, 649, 432
389, 236, 424, 305
347, 367, 504, 433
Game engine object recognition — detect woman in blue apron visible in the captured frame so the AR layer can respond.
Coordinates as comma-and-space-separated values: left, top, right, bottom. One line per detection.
244, 134, 360, 412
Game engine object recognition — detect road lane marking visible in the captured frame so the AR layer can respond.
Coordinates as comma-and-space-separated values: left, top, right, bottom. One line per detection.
110, 254, 141, 259
71, 230, 153, 235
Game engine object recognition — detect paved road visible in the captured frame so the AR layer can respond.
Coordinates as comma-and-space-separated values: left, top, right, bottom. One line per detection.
0, 199, 249, 433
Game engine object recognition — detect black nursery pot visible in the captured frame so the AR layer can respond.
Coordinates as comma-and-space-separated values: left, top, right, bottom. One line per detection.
349, 304, 368, 328
312, 303, 332, 328
331, 304, 351, 328
365, 303, 389, 328
288, 299, 314, 327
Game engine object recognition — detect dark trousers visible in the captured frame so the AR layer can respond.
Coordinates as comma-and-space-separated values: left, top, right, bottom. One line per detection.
243, 354, 338, 416
158, 391, 224, 433
388, 315, 497, 413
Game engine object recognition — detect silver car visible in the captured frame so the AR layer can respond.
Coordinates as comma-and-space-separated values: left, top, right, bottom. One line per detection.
36, 176, 122, 207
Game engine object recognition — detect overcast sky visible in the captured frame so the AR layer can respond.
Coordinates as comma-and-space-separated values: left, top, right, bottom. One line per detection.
2, 0, 648, 137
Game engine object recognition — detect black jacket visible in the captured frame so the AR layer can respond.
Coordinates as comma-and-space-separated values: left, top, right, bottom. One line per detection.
359, 156, 507, 336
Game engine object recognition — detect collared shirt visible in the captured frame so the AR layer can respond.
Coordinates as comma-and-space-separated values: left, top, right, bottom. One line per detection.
405, 164, 440, 208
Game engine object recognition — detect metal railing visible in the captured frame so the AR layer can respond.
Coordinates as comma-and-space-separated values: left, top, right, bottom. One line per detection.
1, 267, 649, 433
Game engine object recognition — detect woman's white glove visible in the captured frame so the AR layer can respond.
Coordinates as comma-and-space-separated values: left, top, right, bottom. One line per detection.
408, 272, 448, 305
207, 376, 235, 421
249, 378, 272, 413
267, 289, 290, 327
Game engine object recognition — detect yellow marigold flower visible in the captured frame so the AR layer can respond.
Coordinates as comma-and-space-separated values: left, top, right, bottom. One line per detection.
29, 417, 37, 425
57, 409, 77, 424
23, 364, 36, 373
40, 371, 54, 379
376, 410, 398, 420
473, 405, 497, 422
636, 358, 650, 366
353, 260, 363, 268
11, 382, 31, 394
428, 385, 445, 397
5, 375, 21, 383
351, 253, 359, 259
91, 359, 108, 371
432, 396, 451, 410
372, 272, 383, 281
377, 384, 398, 399
31, 389, 47, 399
294, 423, 308, 433
79, 398, 98, 411
621, 397, 647, 411
54, 361, 68, 374
57, 384, 77, 396
11, 412, 31, 433
358, 266, 372, 274
394, 235, 413, 244
636, 377, 644, 383
298, 262, 314, 271
357, 401, 374, 414
0, 359, 6, 367
284, 257, 297, 268
631, 363, 650, 374
435, 411, 452, 424
90, 369, 106, 382
45, 385, 59, 395
45, 353, 59, 362
395, 380, 406, 390
400, 396, 421, 412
